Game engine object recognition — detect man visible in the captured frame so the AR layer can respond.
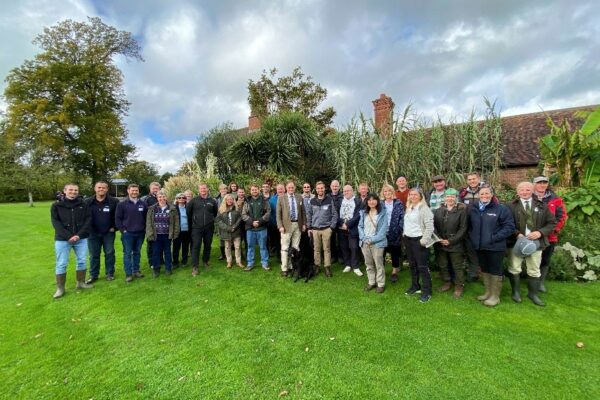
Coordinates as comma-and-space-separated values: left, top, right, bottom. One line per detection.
116, 184, 148, 282
301, 182, 315, 210
85, 181, 118, 283
459, 172, 488, 281
507, 181, 556, 306
426, 175, 447, 211
307, 181, 338, 277
329, 180, 343, 264
236, 187, 248, 256
242, 184, 271, 271
142, 182, 161, 265
268, 184, 285, 259
50, 183, 93, 298
186, 183, 218, 276
277, 181, 306, 277
357, 182, 370, 210
261, 182, 272, 199
336, 184, 363, 277
394, 175, 409, 205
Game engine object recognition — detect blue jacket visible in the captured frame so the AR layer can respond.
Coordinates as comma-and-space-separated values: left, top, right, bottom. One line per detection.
336, 197, 361, 238
381, 199, 404, 246
115, 198, 148, 233
358, 207, 389, 248
467, 201, 515, 252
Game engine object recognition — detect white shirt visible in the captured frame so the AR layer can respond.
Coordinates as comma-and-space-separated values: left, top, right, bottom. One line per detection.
520, 198, 532, 235
404, 206, 423, 238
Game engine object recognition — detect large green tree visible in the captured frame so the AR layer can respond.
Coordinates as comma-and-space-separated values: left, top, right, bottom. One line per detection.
3, 17, 142, 183
193, 122, 241, 180
117, 160, 159, 195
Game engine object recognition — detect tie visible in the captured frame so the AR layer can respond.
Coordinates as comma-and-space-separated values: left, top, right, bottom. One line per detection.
525, 200, 533, 230
290, 195, 296, 220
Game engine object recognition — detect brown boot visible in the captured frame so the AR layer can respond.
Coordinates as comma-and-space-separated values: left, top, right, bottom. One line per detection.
453, 284, 464, 298
325, 267, 332, 278
76, 270, 93, 289
483, 275, 503, 307
438, 281, 452, 292
476, 273, 491, 301
53, 274, 66, 299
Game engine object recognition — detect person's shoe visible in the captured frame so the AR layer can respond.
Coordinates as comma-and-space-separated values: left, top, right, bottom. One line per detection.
165, 270, 172, 276
133, 271, 145, 278
203, 262, 210, 270
192, 267, 199, 276
405, 286, 421, 295
364, 284, 377, 291
353, 268, 364, 277
419, 294, 432, 303
262, 265, 271, 271
539, 265, 549, 293
226, 263, 232, 269
376, 286, 385, 293
508, 273, 522, 303
281, 271, 289, 277
438, 282, 452, 292
85, 276, 98, 285
453, 284, 464, 298
390, 273, 398, 283
105, 275, 115, 281
483, 275, 503, 307
237, 263, 245, 269
325, 267, 332, 277
53, 274, 66, 299
527, 277, 545, 307
152, 269, 159, 278
76, 270, 93, 289
244, 265, 254, 272
343, 266, 352, 273
477, 273, 491, 301
125, 275, 133, 283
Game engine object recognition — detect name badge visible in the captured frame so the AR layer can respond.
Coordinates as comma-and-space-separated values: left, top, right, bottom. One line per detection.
323, 205, 329, 210
166, 210, 170, 214
464, 200, 470, 205
138, 207, 144, 212
103, 207, 110, 212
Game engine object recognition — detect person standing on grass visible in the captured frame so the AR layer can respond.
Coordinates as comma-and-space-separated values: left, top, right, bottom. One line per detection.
146, 191, 180, 277
307, 181, 338, 278
187, 183, 218, 276
380, 184, 405, 284
507, 182, 556, 307
329, 180, 343, 264
142, 182, 161, 266
336, 184, 363, 277
116, 184, 148, 283
468, 185, 514, 307
425, 175, 447, 211
215, 184, 229, 262
216, 194, 244, 269
242, 184, 271, 271
532, 176, 568, 293
277, 181, 307, 277
268, 184, 285, 259
50, 183, 93, 298
433, 188, 468, 298
359, 193, 389, 293
403, 188, 435, 303
172, 193, 191, 268
236, 187, 248, 257
85, 181, 118, 283
394, 175, 410, 206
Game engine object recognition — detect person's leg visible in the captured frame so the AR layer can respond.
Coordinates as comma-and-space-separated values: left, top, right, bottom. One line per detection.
74, 239, 92, 289
508, 251, 524, 303
146, 239, 154, 266
349, 237, 361, 272
53, 241, 70, 298
362, 245, 376, 288
164, 237, 173, 272
403, 237, 420, 293
465, 238, 480, 281
181, 231, 191, 264
224, 239, 233, 266
246, 230, 257, 268
152, 238, 161, 275
202, 227, 214, 266
539, 244, 554, 293
87, 232, 101, 279
132, 232, 145, 275
172, 235, 182, 265
525, 250, 544, 306
104, 232, 116, 278
258, 229, 269, 268
280, 231, 292, 271
437, 249, 452, 291
416, 244, 432, 298
233, 237, 242, 266
374, 247, 386, 289
121, 232, 134, 278
339, 232, 351, 269
449, 251, 466, 297
321, 228, 332, 276
482, 251, 505, 307
312, 230, 323, 269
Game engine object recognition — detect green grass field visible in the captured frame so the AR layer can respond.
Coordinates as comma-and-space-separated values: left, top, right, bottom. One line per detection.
0, 202, 598, 399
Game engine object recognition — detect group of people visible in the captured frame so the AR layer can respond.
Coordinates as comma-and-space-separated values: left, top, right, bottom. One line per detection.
50, 172, 567, 307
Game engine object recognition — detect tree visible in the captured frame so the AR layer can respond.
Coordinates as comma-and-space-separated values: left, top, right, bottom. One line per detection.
194, 122, 241, 180
3, 17, 142, 183
118, 161, 159, 195
247, 67, 336, 129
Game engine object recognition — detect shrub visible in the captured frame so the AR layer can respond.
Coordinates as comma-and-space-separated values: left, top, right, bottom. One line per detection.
558, 183, 600, 224
551, 242, 600, 281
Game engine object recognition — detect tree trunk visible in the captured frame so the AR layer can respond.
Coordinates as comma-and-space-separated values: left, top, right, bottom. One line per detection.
28, 191, 34, 207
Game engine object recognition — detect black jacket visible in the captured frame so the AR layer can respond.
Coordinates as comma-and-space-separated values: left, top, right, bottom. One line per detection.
50, 197, 91, 241
507, 197, 556, 249
467, 200, 515, 252
85, 195, 119, 234
186, 196, 218, 229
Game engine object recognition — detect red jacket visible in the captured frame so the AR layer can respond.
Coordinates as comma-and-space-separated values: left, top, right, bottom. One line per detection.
534, 190, 567, 243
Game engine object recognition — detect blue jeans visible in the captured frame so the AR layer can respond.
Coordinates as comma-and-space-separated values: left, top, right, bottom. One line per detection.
152, 234, 172, 272
88, 231, 116, 277
121, 231, 145, 276
55, 239, 88, 274
247, 229, 269, 267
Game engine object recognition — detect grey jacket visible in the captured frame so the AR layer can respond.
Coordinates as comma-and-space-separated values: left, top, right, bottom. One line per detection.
307, 195, 338, 230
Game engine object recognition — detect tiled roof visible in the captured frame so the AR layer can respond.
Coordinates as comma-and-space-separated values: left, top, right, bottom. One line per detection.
501, 105, 598, 166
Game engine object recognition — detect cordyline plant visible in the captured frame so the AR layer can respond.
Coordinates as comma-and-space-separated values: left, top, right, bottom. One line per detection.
330, 98, 503, 193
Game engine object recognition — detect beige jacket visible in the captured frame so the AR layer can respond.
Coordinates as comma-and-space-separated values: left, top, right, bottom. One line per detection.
276, 193, 306, 233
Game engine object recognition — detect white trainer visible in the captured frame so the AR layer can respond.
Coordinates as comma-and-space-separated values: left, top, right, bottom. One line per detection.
353, 268, 364, 277
343, 266, 352, 273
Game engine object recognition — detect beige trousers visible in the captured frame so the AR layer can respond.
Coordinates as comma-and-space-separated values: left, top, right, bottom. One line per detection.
224, 237, 242, 265
362, 244, 385, 287
312, 228, 332, 267
508, 249, 542, 278
280, 222, 301, 271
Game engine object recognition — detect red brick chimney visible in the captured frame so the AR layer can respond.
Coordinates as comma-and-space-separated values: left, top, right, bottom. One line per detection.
372, 93, 394, 137
248, 113, 261, 132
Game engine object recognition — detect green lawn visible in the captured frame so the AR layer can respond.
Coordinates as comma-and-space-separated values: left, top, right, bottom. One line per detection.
0, 202, 598, 399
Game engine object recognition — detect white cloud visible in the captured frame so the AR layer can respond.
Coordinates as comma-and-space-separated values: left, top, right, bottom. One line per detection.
133, 137, 196, 174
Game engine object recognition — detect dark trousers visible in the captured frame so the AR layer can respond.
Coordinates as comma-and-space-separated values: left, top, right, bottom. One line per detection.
476, 250, 505, 276
191, 225, 214, 267
384, 244, 401, 269
267, 224, 281, 257
540, 243, 556, 268
403, 236, 432, 296
88, 231, 116, 278
465, 238, 480, 278
330, 228, 339, 262
152, 234, 172, 272
437, 250, 466, 285
172, 230, 191, 264
339, 232, 359, 268
121, 231, 145, 275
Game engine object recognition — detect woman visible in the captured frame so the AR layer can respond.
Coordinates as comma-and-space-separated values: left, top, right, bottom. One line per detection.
172, 193, 191, 268
146, 190, 180, 277
228, 182, 239, 199
216, 194, 244, 269
433, 188, 468, 298
358, 194, 389, 293
215, 183, 230, 261
467, 185, 515, 307
380, 184, 404, 284
403, 188, 435, 302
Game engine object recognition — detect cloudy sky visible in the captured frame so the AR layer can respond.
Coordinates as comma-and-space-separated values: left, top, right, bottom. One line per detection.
1, 0, 599, 173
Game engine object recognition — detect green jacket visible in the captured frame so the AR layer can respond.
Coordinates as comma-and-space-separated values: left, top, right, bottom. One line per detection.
433, 203, 467, 252
216, 208, 243, 240
508, 197, 556, 249
145, 204, 180, 241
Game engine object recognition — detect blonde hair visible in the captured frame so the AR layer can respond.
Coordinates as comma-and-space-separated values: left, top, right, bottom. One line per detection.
406, 189, 428, 212
218, 194, 235, 214
379, 184, 395, 199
